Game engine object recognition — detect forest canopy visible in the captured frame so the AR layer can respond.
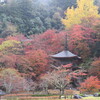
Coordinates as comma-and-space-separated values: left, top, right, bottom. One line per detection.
0, 0, 77, 37
0, 0, 100, 96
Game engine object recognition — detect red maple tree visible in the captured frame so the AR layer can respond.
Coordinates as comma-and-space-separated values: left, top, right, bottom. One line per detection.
78, 76, 100, 94
68, 25, 96, 59
25, 30, 66, 54
89, 58, 100, 79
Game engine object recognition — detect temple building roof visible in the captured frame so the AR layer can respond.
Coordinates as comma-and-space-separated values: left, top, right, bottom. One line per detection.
51, 50, 79, 58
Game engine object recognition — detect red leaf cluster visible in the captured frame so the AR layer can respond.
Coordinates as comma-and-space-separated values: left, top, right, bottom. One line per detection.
89, 58, 100, 79
68, 25, 96, 59
79, 76, 100, 93
25, 30, 66, 54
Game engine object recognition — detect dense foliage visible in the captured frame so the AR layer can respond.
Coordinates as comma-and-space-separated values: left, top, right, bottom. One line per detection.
62, 0, 100, 28
79, 76, 100, 94
0, 0, 99, 95
0, 0, 77, 36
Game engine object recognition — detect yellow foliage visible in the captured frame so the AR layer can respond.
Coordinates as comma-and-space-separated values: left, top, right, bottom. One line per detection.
0, 68, 21, 81
0, 40, 20, 51
62, 0, 100, 28
1, 68, 19, 76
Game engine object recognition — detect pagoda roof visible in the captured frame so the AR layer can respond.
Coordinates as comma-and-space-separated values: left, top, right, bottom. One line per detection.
51, 50, 78, 58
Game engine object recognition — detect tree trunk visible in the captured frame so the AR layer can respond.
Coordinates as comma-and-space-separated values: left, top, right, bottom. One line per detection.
45, 86, 49, 94
59, 88, 64, 99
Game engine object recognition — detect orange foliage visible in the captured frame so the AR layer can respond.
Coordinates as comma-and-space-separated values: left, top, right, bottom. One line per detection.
79, 76, 100, 94
17, 49, 49, 78
0, 53, 17, 68
89, 58, 100, 79
25, 30, 66, 54
68, 25, 96, 59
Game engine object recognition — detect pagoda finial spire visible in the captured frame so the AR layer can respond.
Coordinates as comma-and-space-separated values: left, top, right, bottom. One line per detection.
64, 33, 68, 50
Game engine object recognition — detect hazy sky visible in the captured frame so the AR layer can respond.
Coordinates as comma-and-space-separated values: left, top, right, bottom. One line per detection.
37, 0, 52, 5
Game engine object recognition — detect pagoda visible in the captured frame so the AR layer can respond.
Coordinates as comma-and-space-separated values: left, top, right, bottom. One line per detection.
50, 35, 81, 70
51, 50, 81, 69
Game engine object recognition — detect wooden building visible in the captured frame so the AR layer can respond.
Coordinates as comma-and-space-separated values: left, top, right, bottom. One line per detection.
51, 50, 81, 70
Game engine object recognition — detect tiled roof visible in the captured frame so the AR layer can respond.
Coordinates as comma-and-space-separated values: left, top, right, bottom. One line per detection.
51, 50, 78, 58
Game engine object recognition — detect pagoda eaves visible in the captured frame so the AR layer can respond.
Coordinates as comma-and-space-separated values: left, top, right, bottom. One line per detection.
51, 50, 79, 58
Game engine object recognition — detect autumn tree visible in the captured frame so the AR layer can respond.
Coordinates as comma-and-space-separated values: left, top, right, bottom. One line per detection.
0, 39, 24, 55
89, 58, 100, 79
39, 74, 50, 94
78, 76, 100, 94
0, 37, 25, 68
0, 53, 18, 68
62, 0, 100, 28
68, 25, 96, 59
41, 70, 71, 97
16, 49, 49, 79
0, 36, 49, 80
25, 30, 66, 54
40, 64, 86, 97
0, 39, 23, 68
0, 40, 20, 51
0, 68, 30, 93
